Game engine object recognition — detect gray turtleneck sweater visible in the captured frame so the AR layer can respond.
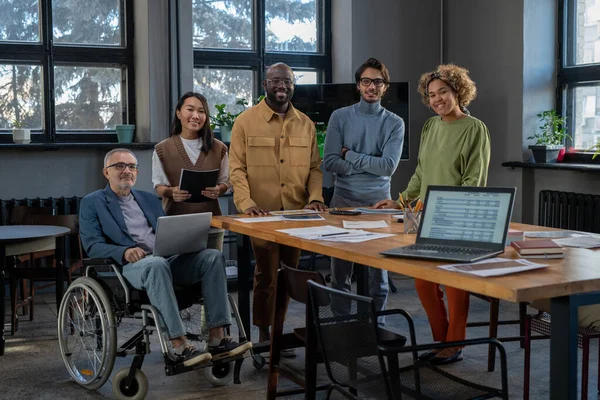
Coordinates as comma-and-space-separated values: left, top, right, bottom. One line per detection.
323, 98, 405, 204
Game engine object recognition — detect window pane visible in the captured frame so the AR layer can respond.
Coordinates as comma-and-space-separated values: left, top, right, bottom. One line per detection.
0, 0, 40, 42
266, 0, 317, 52
573, 0, 600, 65
192, 0, 253, 50
570, 84, 600, 149
294, 70, 318, 84
54, 66, 122, 130
52, 0, 121, 46
193, 68, 253, 118
0, 64, 43, 129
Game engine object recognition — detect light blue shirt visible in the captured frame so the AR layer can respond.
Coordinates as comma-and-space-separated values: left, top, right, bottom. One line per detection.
323, 97, 405, 204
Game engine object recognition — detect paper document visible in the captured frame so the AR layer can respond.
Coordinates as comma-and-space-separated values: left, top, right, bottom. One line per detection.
271, 209, 321, 215
393, 214, 404, 220
343, 220, 388, 229
438, 258, 548, 277
524, 231, 588, 238
237, 216, 284, 223
276, 225, 393, 242
553, 236, 600, 249
353, 208, 401, 215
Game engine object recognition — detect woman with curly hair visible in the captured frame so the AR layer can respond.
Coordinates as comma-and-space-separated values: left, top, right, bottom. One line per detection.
374, 64, 491, 365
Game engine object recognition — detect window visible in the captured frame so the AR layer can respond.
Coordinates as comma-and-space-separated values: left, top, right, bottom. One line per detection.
0, 0, 134, 143
559, 0, 600, 151
192, 0, 331, 118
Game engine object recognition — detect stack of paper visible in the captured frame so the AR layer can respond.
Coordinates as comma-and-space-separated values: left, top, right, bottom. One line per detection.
438, 258, 549, 277
276, 225, 394, 243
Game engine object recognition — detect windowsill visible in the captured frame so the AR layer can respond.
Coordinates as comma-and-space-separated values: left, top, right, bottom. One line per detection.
502, 161, 600, 172
0, 142, 156, 150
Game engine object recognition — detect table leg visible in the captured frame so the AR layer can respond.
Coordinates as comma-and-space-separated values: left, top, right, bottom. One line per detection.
550, 295, 578, 399
1, 244, 6, 356
236, 233, 252, 340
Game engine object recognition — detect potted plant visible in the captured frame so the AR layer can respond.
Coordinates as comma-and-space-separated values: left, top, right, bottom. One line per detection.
209, 98, 248, 142
315, 122, 326, 159
12, 120, 31, 144
527, 110, 570, 163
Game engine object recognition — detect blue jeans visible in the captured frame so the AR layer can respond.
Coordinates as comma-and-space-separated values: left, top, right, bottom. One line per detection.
329, 192, 389, 325
122, 249, 231, 339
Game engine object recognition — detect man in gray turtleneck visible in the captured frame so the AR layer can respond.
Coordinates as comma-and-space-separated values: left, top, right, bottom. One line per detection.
323, 57, 405, 321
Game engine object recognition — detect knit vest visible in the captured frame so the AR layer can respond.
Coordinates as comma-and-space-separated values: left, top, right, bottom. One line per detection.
155, 135, 227, 216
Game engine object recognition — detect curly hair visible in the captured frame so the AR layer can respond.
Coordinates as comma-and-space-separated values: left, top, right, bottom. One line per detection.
417, 64, 477, 109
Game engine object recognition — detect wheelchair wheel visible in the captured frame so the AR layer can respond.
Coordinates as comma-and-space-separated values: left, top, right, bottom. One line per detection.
203, 361, 233, 386
58, 277, 117, 390
180, 303, 207, 351
252, 354, 266, 370
112, 367, 148, 400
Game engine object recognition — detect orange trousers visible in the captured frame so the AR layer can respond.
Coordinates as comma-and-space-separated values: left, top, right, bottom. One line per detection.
250, 237, 301, 328
415, 278, 470, 343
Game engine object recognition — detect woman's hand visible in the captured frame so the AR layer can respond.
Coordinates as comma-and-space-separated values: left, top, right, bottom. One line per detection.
372, 199, 401, 209
171, 186, 191, 202
202, 184, 224, 200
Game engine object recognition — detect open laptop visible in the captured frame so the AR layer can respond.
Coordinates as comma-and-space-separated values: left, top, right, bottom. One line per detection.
153, 212, 212, 257
380, 186, 516, 263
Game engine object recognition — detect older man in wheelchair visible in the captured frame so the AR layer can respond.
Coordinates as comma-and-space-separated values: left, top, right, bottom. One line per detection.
58, 148, 251, 397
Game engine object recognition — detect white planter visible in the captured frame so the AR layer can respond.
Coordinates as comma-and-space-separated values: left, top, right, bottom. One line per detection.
12, 128, 31, 144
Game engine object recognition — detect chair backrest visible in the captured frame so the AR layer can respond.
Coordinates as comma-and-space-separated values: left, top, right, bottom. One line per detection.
307, 280, 388, 395
9, 205, 54, 225
23, 214, 82, 263
280, 263, 326, 304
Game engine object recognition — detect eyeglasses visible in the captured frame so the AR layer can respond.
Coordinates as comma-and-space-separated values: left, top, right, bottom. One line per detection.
106, 162, 139, 171
266, 78, 295, 87
359, 78, 387, 87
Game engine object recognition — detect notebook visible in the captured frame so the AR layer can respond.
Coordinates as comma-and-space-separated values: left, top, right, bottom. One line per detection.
380, 186, 516, 263
153, 212, 212, 257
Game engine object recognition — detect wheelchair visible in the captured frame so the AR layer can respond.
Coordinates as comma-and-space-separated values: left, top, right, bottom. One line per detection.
57, 258, 255, 399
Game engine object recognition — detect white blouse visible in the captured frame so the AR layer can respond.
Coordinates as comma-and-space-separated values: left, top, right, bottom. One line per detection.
152, 137, 231, 190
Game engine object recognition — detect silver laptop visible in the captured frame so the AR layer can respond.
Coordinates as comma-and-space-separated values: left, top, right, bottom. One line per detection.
153, 212, 212, 257
380, 186, 516, 263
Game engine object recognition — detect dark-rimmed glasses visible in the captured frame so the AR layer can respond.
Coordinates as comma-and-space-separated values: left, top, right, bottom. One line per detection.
359, 78, 387, 87
106, 162, 139, 171
266, 78, 295, 87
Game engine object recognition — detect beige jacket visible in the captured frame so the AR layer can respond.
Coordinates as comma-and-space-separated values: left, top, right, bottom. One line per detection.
229, 100, 323, 212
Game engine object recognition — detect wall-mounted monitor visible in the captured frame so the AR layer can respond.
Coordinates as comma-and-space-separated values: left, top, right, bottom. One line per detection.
292, 82, 410, 160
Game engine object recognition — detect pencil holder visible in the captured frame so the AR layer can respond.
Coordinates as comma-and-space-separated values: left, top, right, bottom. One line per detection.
404, 210, 422, 234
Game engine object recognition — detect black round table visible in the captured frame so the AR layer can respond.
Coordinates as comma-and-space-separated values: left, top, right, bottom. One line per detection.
0, 225, 70, 356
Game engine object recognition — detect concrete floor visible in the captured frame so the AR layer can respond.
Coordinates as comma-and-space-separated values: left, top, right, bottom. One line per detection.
1, 267, 596, 399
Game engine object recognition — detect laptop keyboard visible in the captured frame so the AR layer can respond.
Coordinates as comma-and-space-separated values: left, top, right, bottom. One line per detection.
404, 244, 489, 255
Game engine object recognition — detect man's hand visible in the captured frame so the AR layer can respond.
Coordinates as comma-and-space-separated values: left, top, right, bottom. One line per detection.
171, 186, 191, 203
372, 199, 402, 209
304, 201, 327, 211
244, 206, 270, 216
124, 247, 147, 263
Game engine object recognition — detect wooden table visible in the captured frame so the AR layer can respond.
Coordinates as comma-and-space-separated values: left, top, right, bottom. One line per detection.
0, 225, 70, 356
212, 212, 600, 400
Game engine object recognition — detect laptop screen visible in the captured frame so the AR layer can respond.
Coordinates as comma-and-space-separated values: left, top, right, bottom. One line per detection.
419, 187, 514, 246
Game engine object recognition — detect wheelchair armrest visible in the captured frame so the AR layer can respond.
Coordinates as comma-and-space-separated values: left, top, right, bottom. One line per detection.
83, 258, 121, 273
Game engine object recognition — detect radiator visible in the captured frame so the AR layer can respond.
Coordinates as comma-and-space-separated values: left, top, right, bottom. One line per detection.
0, 196, 82, 226
538, 190, 600, 233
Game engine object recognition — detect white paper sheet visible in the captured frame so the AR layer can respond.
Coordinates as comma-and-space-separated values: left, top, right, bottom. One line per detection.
343, 220, 388, 229
437, 257, 549, 277
271, 209, 321, 215
237, 216, 284, 223
320, 233, 395, 243
393, 214, 404, 220
524, 230, 588, 238
553, 236, 600, 249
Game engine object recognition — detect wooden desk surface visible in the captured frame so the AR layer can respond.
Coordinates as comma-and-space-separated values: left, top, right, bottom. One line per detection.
212, 212, 600, 303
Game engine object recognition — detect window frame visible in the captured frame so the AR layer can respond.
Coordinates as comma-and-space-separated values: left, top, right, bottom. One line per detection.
558, 0, 600, 155
192, 0, 332, 102
0, 0, 135, 144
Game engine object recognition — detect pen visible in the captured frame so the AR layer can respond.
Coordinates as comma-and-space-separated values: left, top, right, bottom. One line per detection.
320, 232, 350, 237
